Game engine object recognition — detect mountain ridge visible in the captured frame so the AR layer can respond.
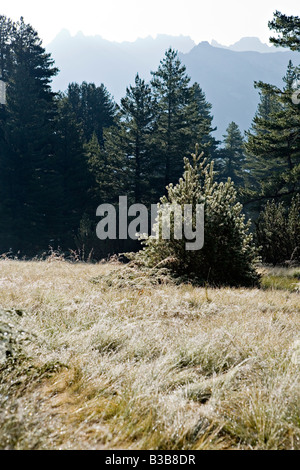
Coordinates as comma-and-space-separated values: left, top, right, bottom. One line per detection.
46, 31, 299, 139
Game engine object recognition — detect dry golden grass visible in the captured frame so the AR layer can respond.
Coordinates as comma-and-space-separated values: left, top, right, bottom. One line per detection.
0, 259, 299, 450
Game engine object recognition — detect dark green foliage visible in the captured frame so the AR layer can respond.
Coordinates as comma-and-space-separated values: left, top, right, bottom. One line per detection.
119, 74, 157, 203
78, 132, 135, 259
66, 81, 116, 144
241, 12, 300, 229
151, 49, 217, 192
0, 17, 59, 254
53, 95, 90, 246
256, 195, 300, 265
136, 147, 260, 287
150, 48, 191, 189
85, 131, 127, 207
103, 74, 157, 205
269, 11, 300, 51
217, 122, 245, 185
245, 62, 300, 204
0, 17, 119, 256
185, 83, 219, 162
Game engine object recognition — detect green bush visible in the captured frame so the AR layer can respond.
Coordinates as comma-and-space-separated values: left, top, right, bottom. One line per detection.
255, 195, 300, 265
136, 147, 260, 287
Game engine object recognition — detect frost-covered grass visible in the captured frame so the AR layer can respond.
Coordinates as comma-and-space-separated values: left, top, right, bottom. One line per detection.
0, 259, 299, 450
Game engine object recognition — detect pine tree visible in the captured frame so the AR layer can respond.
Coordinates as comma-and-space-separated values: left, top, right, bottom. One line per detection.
151, 48, 191, 189
151, 49, 217, 192
245, 61, 300, 203
186, 83, 218, 159
80, 131, 139, 260
243, 85, 280, 199
118, 73, 156, 203
0, 17, 15, 250
0, 15, 14, 81
53, 95, 90, 247
217, 121, 245, 185
66, 82, 116, 145
269, 11, 300, 51
0, 17, 59, 254
85, 130, 127, 207
84, 133, 104, 205
255, 200, 288, 265
256, 84, 282, 122
136, 146, 259, 287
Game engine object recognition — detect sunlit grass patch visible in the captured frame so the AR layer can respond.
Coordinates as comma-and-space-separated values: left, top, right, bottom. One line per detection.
0, 260, 299, 449
261, 266, 300, 292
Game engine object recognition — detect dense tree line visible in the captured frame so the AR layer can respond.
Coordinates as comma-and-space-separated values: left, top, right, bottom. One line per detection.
0, 12, 299, 264
0, 16, 219, 257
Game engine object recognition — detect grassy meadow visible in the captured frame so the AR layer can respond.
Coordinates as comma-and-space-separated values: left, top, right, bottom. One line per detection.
0, 258, 299, 450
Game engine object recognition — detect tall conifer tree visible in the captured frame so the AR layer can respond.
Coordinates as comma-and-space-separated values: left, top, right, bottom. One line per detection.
118, 73, 156, 203
151, 48, 191, 189
66, 82, 116, 145
53, 96, 90, 247
245, 61, 300, 203
0, 17, 59, 253
151, 49, 217, 191
218, 121, 245, 185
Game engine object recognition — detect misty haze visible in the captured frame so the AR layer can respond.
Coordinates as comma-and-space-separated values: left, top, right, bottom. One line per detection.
47, 31, 299, 138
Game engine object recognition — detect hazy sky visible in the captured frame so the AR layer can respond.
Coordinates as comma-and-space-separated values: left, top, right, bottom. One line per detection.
1, 0, 299, 45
